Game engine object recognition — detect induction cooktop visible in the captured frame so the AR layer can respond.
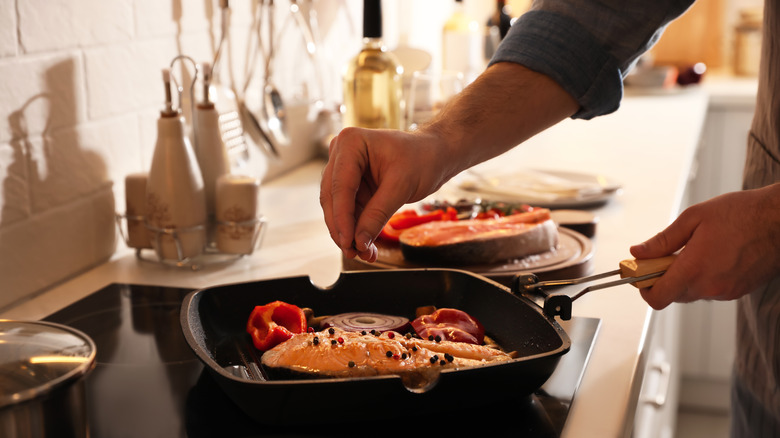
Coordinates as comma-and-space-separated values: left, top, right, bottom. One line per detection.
44, 283, 600, 437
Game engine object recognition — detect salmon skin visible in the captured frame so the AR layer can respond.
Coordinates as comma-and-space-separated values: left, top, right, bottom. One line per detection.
260, 327, 512, 383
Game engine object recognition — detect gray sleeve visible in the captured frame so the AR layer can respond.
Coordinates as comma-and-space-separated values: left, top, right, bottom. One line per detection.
490, 0, 695, 119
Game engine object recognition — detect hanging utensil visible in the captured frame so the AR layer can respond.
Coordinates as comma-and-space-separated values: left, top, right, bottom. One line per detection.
238, 0, 280, 158
515, 254, 677, 320
289, 0, 317, 57
260, 0, 289, 148
208, 0, 253, 169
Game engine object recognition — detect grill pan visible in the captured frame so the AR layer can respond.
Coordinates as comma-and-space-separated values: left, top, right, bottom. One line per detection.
180, 268, 571, 424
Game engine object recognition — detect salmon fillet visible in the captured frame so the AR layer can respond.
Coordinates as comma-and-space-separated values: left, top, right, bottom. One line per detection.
399, 209, 559, 265
260, 327, 512, 380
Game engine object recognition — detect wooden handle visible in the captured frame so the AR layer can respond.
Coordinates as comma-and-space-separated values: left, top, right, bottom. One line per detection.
619, 254, 678, 289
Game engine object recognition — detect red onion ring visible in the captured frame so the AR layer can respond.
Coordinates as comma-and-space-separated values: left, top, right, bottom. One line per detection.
320, 312, 409, 333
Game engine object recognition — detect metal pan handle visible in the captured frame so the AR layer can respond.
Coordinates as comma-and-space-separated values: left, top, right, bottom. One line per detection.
511, 273, 574, 320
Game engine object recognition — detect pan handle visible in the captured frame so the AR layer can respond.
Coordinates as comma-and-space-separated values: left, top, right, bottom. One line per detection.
511, 273, 573, 320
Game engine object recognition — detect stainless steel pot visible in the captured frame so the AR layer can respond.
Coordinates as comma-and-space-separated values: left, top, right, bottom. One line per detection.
0, 320, 96, 438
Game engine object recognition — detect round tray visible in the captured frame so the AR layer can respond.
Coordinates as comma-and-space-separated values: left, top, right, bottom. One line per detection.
342, 227, 594, 286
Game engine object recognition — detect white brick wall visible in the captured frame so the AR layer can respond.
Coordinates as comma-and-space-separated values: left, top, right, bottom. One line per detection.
0, 0, 363, 311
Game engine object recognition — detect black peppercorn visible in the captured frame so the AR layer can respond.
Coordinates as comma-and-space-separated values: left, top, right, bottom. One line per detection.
429, 355, 439, 364
386, 351, 393, 358
328, 327, 335, 335
434, 335, 442, 343
428, 335, 434, 341
440, 360, 446, 366
313, 336, 320, 346
444, 353, 454, 362
348, 361, 355, 368
331, 339, 337, 345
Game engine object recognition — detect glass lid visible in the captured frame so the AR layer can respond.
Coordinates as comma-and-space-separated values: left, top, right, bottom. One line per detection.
0, 319, 96, 408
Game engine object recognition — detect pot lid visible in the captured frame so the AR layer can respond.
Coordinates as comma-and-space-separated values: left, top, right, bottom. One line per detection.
0, 319, 96, 408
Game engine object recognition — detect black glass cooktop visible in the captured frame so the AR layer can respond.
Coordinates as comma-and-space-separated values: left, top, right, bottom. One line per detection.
45, 283, 600, 437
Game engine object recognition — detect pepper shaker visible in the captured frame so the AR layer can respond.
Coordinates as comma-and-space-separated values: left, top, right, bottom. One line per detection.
125, 172, 152, 249
215, 174, 261, 255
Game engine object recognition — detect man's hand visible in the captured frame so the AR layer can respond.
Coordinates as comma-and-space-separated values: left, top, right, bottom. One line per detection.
631, 183, 780, 309
319, 128, 450, 262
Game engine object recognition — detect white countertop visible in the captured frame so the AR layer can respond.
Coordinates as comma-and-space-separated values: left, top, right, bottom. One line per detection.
2, 86, 711, 437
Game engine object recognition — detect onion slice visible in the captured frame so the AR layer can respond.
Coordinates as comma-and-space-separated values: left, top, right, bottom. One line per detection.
320, 312, 410, 333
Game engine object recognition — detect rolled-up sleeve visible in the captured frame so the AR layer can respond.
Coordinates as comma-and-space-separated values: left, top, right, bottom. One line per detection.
490, 0, 695, 119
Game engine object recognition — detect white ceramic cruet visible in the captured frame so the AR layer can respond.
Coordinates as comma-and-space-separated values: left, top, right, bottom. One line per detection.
145, 68, 207, 261
193, 62, 231, 248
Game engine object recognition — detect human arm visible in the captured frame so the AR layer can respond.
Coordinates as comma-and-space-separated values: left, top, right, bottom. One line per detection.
630, 183, 780, 309
320, 0, 696, 262
319, 63, 578, 261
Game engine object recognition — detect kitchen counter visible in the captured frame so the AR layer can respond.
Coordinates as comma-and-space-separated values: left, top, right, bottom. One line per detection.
2, 86, 710, 437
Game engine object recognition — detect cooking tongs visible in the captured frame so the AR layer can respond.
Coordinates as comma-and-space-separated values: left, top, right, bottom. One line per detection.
513, 255, 677, 320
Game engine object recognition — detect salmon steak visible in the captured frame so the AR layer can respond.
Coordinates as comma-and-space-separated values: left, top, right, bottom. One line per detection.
399, 209, 559, 265
260, 327, 513, 384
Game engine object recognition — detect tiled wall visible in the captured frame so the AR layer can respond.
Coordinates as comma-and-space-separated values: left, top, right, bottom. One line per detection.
0, 0, 363, 310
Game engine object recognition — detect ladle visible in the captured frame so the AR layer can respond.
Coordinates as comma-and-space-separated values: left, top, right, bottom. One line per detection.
261, 0, 289, 147
237, 0, 280, 158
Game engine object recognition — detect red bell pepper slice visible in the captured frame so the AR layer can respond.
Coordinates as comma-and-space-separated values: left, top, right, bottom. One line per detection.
379, 207, 458, 242
246, 301, 307, 351
411, 308, 485, 345
379, 223, 405, 242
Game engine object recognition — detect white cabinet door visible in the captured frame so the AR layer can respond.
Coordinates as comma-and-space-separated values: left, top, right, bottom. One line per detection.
633, 307, 681, 438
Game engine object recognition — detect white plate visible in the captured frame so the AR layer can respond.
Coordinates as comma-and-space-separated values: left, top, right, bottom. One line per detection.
456, 169, 622, 209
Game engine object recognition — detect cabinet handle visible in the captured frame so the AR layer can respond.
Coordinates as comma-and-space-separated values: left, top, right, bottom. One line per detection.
643, 361, 671, 408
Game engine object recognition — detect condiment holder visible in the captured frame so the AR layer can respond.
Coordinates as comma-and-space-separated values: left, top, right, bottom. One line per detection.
115, 54, 267, 270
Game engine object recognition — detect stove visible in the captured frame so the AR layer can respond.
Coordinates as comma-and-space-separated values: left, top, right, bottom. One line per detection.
44, 283, 600, 437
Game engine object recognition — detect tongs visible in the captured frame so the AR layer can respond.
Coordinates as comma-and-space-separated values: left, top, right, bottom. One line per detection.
513, 255, 677, 320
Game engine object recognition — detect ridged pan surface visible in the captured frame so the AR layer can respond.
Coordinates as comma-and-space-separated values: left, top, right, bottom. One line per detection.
180, 268, 571, 424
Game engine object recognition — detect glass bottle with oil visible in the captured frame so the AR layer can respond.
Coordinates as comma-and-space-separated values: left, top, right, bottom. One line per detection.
343, 0, 404, 130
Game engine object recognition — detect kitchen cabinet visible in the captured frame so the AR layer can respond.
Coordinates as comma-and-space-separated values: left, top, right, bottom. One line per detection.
633, 305, 682, 438
678, 77, 757, 411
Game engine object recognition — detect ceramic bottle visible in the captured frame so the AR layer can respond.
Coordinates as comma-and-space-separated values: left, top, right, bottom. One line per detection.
193, 62, 231, 247
145, 68, 207, 261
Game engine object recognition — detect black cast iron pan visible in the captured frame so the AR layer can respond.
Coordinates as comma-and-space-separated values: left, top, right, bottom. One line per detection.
180, 268, 571, 424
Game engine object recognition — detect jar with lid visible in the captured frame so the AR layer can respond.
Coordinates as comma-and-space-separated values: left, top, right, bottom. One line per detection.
734, 7, 763, 76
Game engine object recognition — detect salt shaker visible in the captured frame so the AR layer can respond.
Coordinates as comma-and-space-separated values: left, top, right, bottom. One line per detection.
125, 172, 152, 249
215, 174, 261, 255
145, 68, 207, 261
